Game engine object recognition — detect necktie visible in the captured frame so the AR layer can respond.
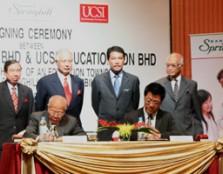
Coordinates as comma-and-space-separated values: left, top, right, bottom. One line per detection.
11, 87, 18, 112
114, 75, 120, 96
64, 77, 72, 105
173, 79, 179, 101
147, 114, 153, 125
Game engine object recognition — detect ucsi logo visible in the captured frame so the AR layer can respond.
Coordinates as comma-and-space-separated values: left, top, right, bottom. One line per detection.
80, 4, 108, 23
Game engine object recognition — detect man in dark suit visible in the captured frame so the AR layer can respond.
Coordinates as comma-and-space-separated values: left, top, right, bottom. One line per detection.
156, 52, 203, 138
24, 95, 85, 141
35, 49, 84, 127
124, 82, 180, 140
0, 60, 34, 157
92, 46, 140, 141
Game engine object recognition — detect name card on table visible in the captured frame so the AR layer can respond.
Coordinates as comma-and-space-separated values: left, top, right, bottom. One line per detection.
169, 136, 194, 142
62, 135, 88, 143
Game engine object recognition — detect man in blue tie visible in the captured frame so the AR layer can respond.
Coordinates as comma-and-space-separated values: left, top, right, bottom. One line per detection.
92, 46, 140, 141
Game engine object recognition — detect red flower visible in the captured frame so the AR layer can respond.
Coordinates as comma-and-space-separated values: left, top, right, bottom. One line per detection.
24, 98, 28, 103
98, 119, 160, 136
134, 122, 146, 129
98, 119, 118, 127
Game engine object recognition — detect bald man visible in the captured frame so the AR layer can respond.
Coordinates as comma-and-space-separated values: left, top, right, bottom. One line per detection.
24, 95, 85, 141
156, 53, 203, 139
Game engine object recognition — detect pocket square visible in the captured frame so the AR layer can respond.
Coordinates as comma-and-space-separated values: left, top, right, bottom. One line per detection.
123, 89, 130, 92
24, 98, 29, 103
77, 90, 82, 95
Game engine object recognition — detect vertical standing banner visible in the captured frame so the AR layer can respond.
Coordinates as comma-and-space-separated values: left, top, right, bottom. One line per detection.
191, 33, 223, 136
0, 0, 170, 131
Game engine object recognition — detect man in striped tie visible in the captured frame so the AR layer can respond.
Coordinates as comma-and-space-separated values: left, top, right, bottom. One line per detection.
156, 53, 203, 139
0, 60, 34, 157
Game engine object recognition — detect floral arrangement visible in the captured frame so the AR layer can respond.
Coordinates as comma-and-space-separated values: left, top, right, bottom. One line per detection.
98, 119, 159, 140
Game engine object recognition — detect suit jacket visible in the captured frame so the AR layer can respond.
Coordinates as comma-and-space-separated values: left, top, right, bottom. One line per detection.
24, 111, 86, 140
35, 72, 84, 127
156, 76, 203, 137
92, 71, 140, 141
124, 107, 180, 140
0, 81, 34, 156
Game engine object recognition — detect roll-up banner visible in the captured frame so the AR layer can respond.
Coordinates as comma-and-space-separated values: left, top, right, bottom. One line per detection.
191, 32, 223, 135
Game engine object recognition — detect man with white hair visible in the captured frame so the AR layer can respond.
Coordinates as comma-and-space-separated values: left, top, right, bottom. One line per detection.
35, 49, 84, 127
156, 53, 203, 139
24, 95, 85, 141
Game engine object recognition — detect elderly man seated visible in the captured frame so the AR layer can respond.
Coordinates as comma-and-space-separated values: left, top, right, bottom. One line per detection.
24, 95, 86, 141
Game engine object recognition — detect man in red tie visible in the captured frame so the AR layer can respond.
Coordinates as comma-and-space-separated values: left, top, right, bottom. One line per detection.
0, 60, 34, 157
35, 49, 84, 127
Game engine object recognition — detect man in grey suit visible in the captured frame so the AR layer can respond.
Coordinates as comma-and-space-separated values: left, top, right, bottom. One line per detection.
156, 53, 203, 139
0, 60, 34, 157
92, 46, 140, 141
124, 82, 180, 140
24, 95, 85, 141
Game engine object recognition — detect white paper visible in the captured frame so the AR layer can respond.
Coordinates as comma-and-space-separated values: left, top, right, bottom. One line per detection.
62, 135, 88, 143
169, 136, 194, 142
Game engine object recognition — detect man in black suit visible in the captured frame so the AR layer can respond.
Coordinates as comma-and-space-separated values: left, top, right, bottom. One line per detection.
0, 60, 34, 157
35, 49, 84, 127
124, 82, 180, 140
92, 46, 140, 141
24, 95, 85, 141
156, 53, 203, 138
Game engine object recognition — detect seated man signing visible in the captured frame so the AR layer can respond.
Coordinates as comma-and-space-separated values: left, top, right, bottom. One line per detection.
24, 95, 85, 141
124, 82, 181, 140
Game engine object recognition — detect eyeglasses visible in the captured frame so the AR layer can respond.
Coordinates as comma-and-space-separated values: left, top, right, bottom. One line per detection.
166, 63, 181, 68
48, 109, 65, 117
145, 98, 161, 106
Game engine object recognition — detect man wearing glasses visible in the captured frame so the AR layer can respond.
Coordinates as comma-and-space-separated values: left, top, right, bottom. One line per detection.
24, 95, 85, 141
156, 52, 203, 139
124, 83, 180, 140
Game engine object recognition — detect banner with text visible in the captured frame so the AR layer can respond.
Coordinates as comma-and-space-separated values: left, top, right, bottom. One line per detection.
191, 33, 223, 135
0, 0, 170, 131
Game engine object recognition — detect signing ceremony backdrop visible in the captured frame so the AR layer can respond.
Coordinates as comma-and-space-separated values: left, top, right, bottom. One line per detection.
191, 32, 223, 136
0, 0, 170, 131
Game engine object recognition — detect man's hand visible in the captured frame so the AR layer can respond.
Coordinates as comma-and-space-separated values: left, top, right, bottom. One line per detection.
145, 132, 161, 140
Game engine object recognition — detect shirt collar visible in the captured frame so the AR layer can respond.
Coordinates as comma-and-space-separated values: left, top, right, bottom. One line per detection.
168, 74, 182, 81
175, 75, 182, 82
7, 82, 17, 91
57, 70, 71, 81
109, 70, 123, 79
143, 107, 157, 120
